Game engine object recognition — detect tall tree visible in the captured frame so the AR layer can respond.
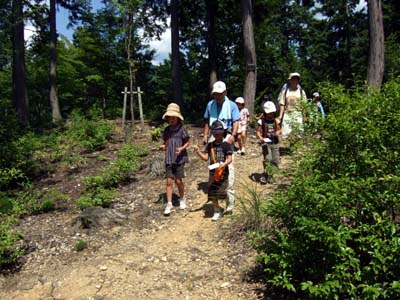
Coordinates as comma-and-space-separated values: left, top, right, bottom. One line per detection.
170, 0, 183, 109
205, 0, 217, 93
12, 0, 29, 126
367, 0, 384, 89
240, 0, 256, 114
49, 0, 62, 122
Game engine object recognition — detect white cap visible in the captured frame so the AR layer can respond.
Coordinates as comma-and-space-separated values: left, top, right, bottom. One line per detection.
288, 72, 301, 80
211, 81, 226, 94
235, 97, 245, 104
263, 101, 276, 113
313, 92, 320, 98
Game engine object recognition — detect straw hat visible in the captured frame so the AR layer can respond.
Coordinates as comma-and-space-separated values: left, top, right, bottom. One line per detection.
162, 103, 184, 121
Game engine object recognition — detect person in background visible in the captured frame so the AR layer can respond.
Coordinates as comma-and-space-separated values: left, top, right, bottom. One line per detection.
256, 101, 281, 184
277, 72, 307, 139
312, 92, 325, 117
203, 81, 240, 214
160, 103, 190, 215
235, 97, 250, 155
194, 120, 233, 221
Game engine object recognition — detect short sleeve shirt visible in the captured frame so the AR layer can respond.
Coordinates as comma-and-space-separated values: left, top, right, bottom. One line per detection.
278, 88, 307, 113
204, 141, 233, 177
203, 97, 241, 130
163, 124, 189, 165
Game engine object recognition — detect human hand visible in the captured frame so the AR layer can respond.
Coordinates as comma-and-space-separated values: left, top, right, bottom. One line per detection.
176, 147, 183, 154
159, 144, 166, 151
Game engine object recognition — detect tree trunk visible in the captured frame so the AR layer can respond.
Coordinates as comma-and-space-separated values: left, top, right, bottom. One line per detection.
240, 0, 256, 115
205, 0, 218, 94
12, 0, 29, 126
125, 12, 135, 125
49, 0, 62, 122
367, 0, 384, 89
171, 0, 184, 109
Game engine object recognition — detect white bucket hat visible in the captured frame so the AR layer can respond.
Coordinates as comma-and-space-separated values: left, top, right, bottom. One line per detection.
288, 72, 301, 80
313, 92, 320, 98
162, 103, 184, 121
211, 81, 226, 94
263, 101, 277, 113
235, 97, 245, 104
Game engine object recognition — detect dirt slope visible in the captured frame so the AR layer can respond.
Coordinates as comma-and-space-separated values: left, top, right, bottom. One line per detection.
0, 124, 284, 300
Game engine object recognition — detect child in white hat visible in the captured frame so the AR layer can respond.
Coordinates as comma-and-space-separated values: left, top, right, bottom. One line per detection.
234, 97, 250, 155
256, 101, 281, 184
160, 103, 190, 215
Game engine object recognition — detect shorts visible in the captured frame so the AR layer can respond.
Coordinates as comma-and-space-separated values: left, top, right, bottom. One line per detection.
238, 124, 247, 134
208, 177, 228, 201
165, 163, 185, 179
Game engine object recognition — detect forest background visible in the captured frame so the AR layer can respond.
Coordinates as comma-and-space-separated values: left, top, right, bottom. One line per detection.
1, 0, 400, 299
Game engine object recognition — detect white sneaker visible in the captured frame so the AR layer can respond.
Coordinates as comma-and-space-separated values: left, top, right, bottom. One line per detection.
164, 203, 173, 215
226, 204, 234, 214
211, 208, 222, 221
179, 197, 187, 210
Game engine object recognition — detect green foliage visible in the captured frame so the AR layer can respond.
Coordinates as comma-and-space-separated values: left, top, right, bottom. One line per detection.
151, 126, 163, 141
66, 110, 113, 152
75, 239, 88, 252
77, 188, 117, 210
234, 185, 271, 232
0, 217, 23, 267
78, 143, 147, 209
254, 80, 400, 298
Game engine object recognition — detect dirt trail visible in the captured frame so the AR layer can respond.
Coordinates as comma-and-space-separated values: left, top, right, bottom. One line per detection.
0, 126, 283, 300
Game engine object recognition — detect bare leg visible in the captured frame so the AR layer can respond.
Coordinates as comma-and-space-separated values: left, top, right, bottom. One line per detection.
175, 178, 184, 198
166, 177, 174, 203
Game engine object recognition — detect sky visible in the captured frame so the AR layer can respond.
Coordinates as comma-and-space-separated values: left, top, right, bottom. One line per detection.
56, 1, 171, 65
24, 1, 171, 65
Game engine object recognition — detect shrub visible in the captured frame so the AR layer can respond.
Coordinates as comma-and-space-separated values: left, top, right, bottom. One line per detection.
0, 217, 23, 267
254, 80, 400, 299
77, 188, 117, 209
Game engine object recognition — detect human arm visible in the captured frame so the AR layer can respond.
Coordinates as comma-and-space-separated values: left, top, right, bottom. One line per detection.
256, 125, 264, 143
220, 153, 232, 168
203, 120, 210, 145
194, 144, 209, 161
275, 119, 282, 142
176, 137, 190, 154
227, 120, 239, 144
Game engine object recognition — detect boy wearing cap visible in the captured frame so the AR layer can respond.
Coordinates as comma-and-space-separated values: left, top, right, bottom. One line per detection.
194, 120, 233, 221
277, 72, 307, 139
160, 103, 190, 215
235, 97, 250, 155
203, 81, 240, 214
256, 101, 281, 184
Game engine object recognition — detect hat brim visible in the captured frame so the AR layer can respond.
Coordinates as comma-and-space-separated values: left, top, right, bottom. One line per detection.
211, 129, 224, 135
162, 112, 184, 121
212, 88, 226, 94
264, 108, 276, 114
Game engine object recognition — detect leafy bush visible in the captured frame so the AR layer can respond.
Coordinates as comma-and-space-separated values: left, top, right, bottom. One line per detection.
77, 188, 117, 209
83, 143, 146, 190
66, 110, 113, 152
78, 144, 147, 209
0, 217, 23, 267
255, 80, 400, 299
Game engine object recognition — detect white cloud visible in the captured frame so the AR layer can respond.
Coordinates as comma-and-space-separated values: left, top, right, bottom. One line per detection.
149, 28, 171, 65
